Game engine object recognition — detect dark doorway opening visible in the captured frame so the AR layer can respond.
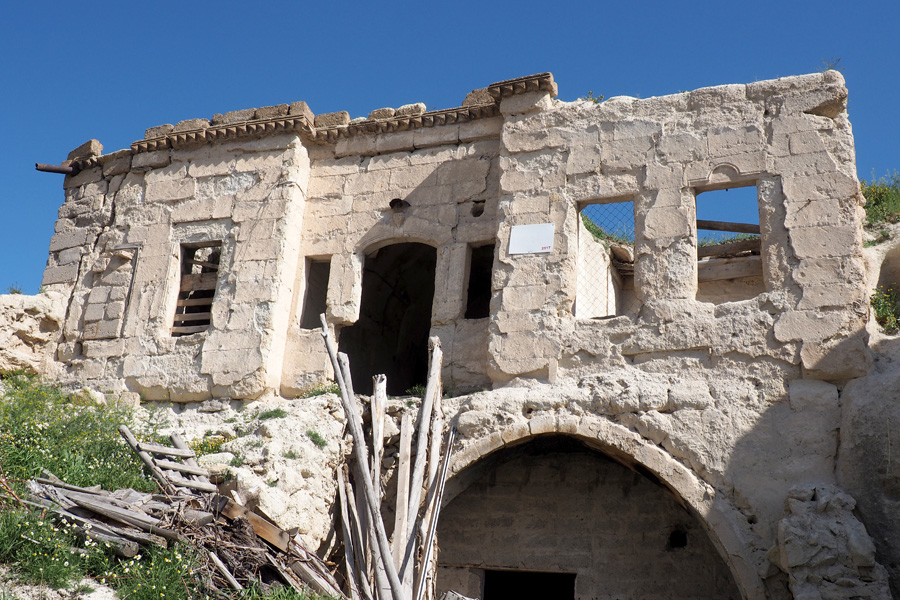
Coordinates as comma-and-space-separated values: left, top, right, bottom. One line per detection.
339, 242, 436, 395
483, 569, 575, 600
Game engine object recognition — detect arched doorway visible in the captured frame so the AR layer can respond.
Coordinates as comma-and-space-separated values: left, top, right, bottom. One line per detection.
437, 435, 743, 600
339, 242, 437, 395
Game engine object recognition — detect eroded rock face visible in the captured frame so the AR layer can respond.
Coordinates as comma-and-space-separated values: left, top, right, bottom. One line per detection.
0, 292, 65, 376
772, 485, 891, 600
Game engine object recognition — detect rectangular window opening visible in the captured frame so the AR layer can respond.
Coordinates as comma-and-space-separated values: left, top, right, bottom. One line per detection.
483, 569, 575, 600
172, 242, 221, 337
576, 200, 639, 319
695, 185, 764, 303
300, 258, 331, 329
465, 244, 494, 320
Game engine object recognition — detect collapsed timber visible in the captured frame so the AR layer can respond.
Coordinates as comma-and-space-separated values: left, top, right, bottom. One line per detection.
3, 316, 456, 600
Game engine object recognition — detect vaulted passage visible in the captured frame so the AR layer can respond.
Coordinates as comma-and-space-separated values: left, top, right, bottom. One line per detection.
436, 436, 742, 600
339, 242, 436, 395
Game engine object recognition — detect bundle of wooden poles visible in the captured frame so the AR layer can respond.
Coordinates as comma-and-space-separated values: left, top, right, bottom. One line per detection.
319, 315, 456, 600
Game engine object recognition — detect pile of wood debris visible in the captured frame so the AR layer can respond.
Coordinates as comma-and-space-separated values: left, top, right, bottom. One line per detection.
21, 425, 344, 598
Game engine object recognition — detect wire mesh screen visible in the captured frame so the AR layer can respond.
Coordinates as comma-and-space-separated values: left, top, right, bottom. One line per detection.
576, 201, 640, 319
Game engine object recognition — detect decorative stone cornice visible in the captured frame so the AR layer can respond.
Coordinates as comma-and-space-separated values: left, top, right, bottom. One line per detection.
119, 72, 554, 156
131, 114, 314, 153
307, 103, 499, 142
488, 73, 557, 100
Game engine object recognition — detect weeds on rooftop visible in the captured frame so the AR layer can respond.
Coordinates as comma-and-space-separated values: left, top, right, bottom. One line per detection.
581, 214, 632, 247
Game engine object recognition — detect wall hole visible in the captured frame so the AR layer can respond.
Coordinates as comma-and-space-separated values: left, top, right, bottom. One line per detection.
465, 244, 494, 319
667, 529, 688, 550
300, 258, 331, 330
471, 201, 485, 217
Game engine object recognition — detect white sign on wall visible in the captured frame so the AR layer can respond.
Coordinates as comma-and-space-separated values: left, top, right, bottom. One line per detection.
508, 223, 555, 255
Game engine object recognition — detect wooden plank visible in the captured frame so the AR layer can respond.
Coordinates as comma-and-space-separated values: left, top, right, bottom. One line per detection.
34, 477, 107, 496
180, 272, 218, 292
320, 314, 405, 600
66, 495, 179, 541
414, 428, 456, 600
697, 220, 760, 234
169, 433, 213, 488
188, 258, 220, 270
118, 425, 176, 494
167, 474, 218, 493
392, 411, 413, 572
172, 312, 212, 323
136, 442, 196, 458
216, 497, 290, 552
337, 467, 363, 600
177, 297, 216, 307
171, 325, 209, 335
209, 550, 243, 590
698, 256, 763, 282
697, 238, 760, 258
154, 458, 210, 477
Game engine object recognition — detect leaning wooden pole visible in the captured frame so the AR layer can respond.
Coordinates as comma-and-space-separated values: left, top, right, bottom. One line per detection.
400, 339, 442, 582
414, 428, 456, 600
320, 314, 406, 600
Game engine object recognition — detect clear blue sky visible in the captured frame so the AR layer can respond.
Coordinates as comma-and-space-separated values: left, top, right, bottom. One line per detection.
1, 0, 898, 293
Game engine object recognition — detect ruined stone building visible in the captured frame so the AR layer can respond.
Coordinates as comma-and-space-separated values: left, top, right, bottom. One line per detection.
2, 70, 899, 599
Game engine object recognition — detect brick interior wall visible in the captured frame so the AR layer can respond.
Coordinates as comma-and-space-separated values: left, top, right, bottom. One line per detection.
437, 436, 742, 600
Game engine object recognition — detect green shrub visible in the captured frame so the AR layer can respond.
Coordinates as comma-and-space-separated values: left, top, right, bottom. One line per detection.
257, 408, 288, 421
862, 172, 900, 227
871, 286, 900, 334
189, 433, 233, 457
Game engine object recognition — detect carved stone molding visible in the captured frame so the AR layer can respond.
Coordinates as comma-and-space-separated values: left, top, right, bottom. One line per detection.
487, 72, 557, 100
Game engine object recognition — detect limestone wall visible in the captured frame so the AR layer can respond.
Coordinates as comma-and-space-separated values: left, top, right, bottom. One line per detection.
10, 70, 892, 598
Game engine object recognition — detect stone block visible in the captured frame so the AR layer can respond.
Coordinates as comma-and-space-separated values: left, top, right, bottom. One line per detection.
82, 338, 125, 358
314, 111, 350, 128
145, 124, 174, 139
368, 107, 395, 119
375, 131, 416, 154
789, 225, 856, 259
773, 310, 844, 343
67, 139, 103, 161
41, 264, 79, 286
132, 150, 171, 170
289, 101, 314, 123
335, 134, 376, 158
499, 91, 552, 116
788, 379, 838, 411
173, 118, 210, 132
458, 117, 503, 142
49, 229, 90, 252
102, 150, 133, 177
212, 108, 256, 125
462, 88, 494, 106
395, 102, 426, 117
145, 178, 195, 203
83, 319, 120, 340
57, 246, 84, 266
413, 124, 459, 148
255, 104, 290, 120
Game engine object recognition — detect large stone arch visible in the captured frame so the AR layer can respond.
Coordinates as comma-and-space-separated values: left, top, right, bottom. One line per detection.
443, 413, 765, 600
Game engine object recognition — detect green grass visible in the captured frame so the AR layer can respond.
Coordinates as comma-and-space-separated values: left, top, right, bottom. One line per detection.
0, 374, 330, 599
257, 408, 288, 421
305, 430, 327, 449
862, 172, 900, 228
581, 214, 632, 247
0, 372, 151, 494
282, 450, 299, 460
5, 285, 22, 295
871, 286, 900, 334
697, 232, 760, 247
405, 384, 427, 399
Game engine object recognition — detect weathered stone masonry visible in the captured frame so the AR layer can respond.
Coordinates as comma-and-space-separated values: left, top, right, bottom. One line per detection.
7, 70, 899, 599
